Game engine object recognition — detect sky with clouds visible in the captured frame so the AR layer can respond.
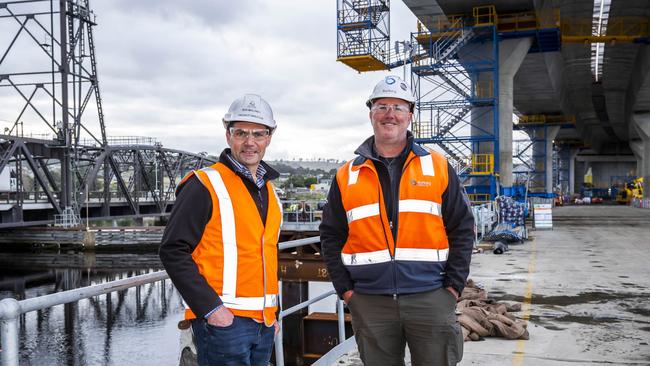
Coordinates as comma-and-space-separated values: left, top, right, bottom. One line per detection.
0, 0, 419, 160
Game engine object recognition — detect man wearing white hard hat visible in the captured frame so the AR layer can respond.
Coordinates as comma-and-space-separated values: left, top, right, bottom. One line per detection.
321, 76, 474, 365
160, 94, 282, 366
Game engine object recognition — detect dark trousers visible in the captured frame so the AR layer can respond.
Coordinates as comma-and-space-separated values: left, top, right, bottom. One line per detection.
347, 288, 463, 366
191, 316, 274, 366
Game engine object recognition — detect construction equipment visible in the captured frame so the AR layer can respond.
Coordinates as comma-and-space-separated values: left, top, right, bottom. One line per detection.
615, 177, 644, 205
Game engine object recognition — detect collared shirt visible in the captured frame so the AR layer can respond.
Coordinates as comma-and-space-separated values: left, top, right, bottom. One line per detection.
226, 153, 267, 189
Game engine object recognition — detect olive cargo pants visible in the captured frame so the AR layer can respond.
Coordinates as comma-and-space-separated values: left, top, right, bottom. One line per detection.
347, 288, 463, 366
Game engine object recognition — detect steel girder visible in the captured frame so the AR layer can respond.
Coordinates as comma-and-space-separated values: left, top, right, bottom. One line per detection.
0, 134, 216, 228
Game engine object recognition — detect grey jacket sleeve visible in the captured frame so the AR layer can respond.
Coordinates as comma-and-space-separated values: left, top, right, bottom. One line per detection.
441, 163, 475, 295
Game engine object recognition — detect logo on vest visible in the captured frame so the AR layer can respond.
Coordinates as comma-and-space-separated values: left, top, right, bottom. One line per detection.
411, 179, 431, 187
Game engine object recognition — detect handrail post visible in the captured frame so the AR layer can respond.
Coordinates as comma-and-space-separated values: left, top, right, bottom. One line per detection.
274, 280, 285, 366
336, 298, 345, 344
274, 317, 285, 366
0, 298, 21, 366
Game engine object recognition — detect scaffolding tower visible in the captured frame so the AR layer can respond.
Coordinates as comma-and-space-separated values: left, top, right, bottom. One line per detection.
336, 0, 390, 72
410, 6, 500, 203
334, 2, 562, 203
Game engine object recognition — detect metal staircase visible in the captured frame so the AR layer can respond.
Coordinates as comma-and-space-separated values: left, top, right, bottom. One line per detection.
411, 14, 499, 202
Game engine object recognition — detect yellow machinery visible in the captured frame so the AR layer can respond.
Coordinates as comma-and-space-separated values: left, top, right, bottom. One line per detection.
616, 177, 644, 205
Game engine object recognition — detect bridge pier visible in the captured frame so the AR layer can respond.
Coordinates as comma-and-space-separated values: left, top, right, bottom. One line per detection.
467, 37, 532, 191
498, 38, 533, 190
568, 148, 579, 195
525, 125, 559, 195
633, 113, 650, 199
630, 140, 644, 177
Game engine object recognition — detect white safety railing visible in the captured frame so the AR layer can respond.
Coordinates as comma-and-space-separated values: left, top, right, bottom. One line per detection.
472, 202, 498, 240
0, 236, 351, 366
273, 236, 350, 366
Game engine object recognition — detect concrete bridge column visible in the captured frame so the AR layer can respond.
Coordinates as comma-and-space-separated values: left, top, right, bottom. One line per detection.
633, 113, 650, 199
527, 125, 560, 195
498, 38, 533, 190
544, 126, 561, 195
630, 140, 644, 177
568, 148, 579, 195
467, 37, 532, 192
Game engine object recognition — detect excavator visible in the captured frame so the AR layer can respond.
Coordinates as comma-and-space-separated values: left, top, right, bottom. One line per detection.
615, 177, 644, 205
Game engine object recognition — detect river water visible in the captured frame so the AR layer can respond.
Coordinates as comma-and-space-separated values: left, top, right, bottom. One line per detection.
0, 251, 184, 366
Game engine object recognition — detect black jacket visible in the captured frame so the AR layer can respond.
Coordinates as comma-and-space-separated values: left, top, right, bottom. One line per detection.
158, 149, 279, 318
319, 134, 474, 297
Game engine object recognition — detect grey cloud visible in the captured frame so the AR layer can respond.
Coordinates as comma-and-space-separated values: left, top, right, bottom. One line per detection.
104, 0, 260, 28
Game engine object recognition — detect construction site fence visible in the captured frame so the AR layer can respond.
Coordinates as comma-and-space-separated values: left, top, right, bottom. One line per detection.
0, 236, 351, 366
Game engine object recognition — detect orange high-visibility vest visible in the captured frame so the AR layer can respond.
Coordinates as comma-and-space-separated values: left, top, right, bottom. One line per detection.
181, 162, 282, 326
336, 150, 450, 266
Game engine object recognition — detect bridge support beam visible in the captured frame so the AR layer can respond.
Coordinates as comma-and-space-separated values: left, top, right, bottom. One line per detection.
527, 126, 560, 196
568, 148, 579, 195
630, 140, 644, 177
544, 126, 561, 195
468, 37, 532, 191
633, 113, 650, 199
498, 38, 533, 189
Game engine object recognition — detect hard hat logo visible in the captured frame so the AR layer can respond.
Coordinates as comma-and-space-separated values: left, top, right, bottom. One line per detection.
223, 94, 276, 130
366, 75, 415, 109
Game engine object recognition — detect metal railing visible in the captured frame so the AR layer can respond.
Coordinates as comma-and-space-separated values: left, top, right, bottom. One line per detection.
0, 271, 169, 366
0, 236, 351, 366
273, 236, 349, 366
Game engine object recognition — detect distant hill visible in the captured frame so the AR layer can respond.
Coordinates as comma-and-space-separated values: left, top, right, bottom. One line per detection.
268, 159, 345, 172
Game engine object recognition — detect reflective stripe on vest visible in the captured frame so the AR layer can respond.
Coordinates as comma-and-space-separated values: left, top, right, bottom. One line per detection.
348, 159, 360, 185
338, 151, 450, 269
342, 248, 449, 265
346, 199, 440, 223
420, 154, 435, 176
200, 167, 278, 311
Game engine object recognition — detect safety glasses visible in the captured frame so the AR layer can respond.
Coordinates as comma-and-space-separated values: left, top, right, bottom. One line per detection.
228, 127, 271, 141
370, 103, 411, 115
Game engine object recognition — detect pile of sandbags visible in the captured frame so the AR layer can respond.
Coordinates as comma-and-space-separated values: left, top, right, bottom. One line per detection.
457, 280, 529, 341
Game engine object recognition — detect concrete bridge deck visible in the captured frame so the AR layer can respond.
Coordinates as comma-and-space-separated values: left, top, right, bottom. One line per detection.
334, 205, 650, 365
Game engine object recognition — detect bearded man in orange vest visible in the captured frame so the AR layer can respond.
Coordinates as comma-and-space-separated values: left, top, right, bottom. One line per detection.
320, 76, 474, 366
160, 94, 282, 366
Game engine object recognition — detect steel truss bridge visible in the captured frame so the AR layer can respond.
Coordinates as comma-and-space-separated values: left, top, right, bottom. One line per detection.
0, 0, 215, 228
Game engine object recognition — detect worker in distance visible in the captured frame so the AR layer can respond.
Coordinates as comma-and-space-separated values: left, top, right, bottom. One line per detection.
160, 94, 282, 366
320, 75, 474, 365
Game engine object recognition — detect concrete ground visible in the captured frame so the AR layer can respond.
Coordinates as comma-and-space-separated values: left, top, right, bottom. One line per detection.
333, 205, 650, 365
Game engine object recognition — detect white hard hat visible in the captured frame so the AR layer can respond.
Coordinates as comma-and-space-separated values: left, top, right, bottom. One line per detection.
366, 75, 415, 109
222, 94, 276, 130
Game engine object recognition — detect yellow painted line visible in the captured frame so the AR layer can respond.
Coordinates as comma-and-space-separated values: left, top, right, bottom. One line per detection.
512, 238, 536, 366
